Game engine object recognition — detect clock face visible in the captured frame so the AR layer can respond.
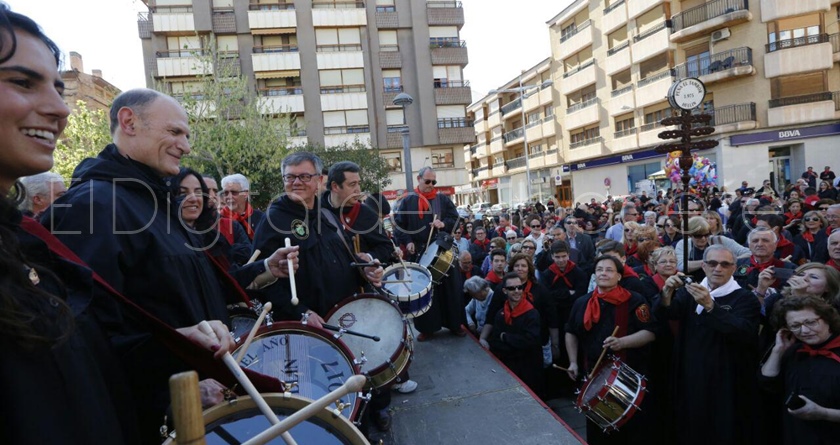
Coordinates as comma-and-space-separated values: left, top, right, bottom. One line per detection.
669, 78, 706, 110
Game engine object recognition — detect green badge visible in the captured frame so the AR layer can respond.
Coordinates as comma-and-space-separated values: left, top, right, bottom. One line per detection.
291, 219, 308, 240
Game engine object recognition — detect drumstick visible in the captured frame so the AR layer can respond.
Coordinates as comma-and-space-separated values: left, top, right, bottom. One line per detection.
246, 249, 262, 265
589, 326, 620, 379
197, 321, 298, 445
241, 375, 366, 445
552, 364, 570, 372
284, 238, 298, 306
390, 237, 412, 279
321, 323, 381, 341
169, 371, 206, 445
235, 302, 272, 363
425, 215, 438, 253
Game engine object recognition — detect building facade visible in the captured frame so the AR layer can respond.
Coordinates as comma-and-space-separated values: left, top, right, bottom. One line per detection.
137, 0, 473, 198
61, 52, 122, 113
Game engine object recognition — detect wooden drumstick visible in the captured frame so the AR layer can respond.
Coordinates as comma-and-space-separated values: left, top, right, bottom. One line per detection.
169, 371, 206, 445
246, 249, 262, 265
284, 238, 299, 306
552, 364, 570, 372
390, 237, 412, 279
241, 375, 367, 445
425, 215, 438, 252
197, 321, 298, 445
235, 302, 272, 363
589, 325, 620, 379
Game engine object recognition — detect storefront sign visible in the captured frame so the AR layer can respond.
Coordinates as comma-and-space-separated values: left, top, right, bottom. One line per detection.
563, 147, 672, 172
729, 123, 840, 146
481, 178, 499, 190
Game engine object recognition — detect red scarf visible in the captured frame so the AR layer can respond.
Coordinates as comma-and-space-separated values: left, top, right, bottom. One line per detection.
746, 256, 784, 275
217, 216, 235, 245
642, 264, 653, 277
473, 238, 491, 251
461, 267, 473, 279
504, 298, 534, 325
486, 270, 503, 284
802, 230, 815, 243
828, 259, 840, 273
523, 280, 534, 304
777, 234, 795, 259
221, 202, 256, 239
625, 243, 638, 256
797, 335, 840, 364
584, 286, 632, 331
623, 264, 639, 279
652, 274, 666, 290
340, 201, 362, 230
415, 187, 438, 219
784, 212, 802, 225
549, 261, 576, 288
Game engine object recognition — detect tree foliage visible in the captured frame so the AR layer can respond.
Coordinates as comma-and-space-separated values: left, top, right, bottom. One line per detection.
296, 140, 393, 196
53, 101, 111, 180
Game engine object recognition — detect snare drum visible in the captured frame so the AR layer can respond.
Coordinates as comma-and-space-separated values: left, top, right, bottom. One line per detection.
326, 294, 412, 389
234, 322, 363, 420
418, 241, 456, 284
162, 394, 368, 445
381, 262, 433, 318
229, 306, 259, 342
575, 357, 647, 432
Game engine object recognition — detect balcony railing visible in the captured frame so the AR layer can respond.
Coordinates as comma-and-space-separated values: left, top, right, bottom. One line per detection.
611, 85, 633, 97
637, 70, 670, 87
429, 37, 466, 48
320, 84, 366, 94
249, 2, 295, 10
560, 20, 592, 43
501, 98, 522, 115
257, 86, 303, 96
641, 121, 666, 132
325, 125, 370, 135
384, 85, 404, 93
427, 1, 462, 7
545, 149, 558, 156
316, 44, 363, 52
503, 127, 524, 143
375, 6, 396, 12
634, 22, 666, 42
434, 79, 470, 88
711, 102, 756, 126
567, 97, 598, 114
607, 41, 629, 56
831, 33, 840, 53
614, 127, 638, 138
380, 44, 399, 52
387, 125, 408, 133
149, 4, 192, 13
672, 47, 752, 79
156, 49, 209, 58
311, 1, 365, 9
506, 156, 527, 169
563, 58, 595, 78
766, 34, 830, 53
570, 136, 603, 149
671, 0, 747, 32
437, 117, 473, 128
769, 92, 834, 109
253, 45, 299, 53
604, 0, 625, 15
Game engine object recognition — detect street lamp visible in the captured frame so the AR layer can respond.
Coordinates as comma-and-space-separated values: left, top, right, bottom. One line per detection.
393, 92, 414, 191
490, 76, 553, 204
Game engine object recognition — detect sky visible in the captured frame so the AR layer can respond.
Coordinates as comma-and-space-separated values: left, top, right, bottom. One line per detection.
6, 0, 571, 98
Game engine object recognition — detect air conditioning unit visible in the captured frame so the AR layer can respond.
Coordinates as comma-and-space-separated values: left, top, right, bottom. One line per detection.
711, 28, 731, 43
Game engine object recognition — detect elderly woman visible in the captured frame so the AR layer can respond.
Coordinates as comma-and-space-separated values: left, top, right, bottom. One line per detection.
520, 238, 538, 261
639, 246, 679, 297
793, 211, 828, 261
675, 216, 750, 282
760, 296, 840, 444
464, 276, 494, 335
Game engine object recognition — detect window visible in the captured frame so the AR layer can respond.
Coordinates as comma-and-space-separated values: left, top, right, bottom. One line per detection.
684, 44, 710, 78
529, 144, 543, 155
315, 28, 361, 51
611, 69, 632, 91
639, 52, 670, 80
544, 105, 554, 118
615, 115, 634, 132
767, 13, 822, 51
526, 111, 541, 125
376, 0, 395, 12
627, 162, 662, 192
643, 106, 674, 127
493, 155, 504, 167
431, 148, 455, 168
433, 65, 463, 88
567, 85, 596, 107
607, 27, 628, 51
771, 72, 828, 99
383, 152, 402, 172
570, 126, 600, 145
564, 46, 593, 73
166, 36, 203, 56
323, 109, 369, 133
319, 68, 365, 93
379, 30, 398, 51
383, 69, 401, 92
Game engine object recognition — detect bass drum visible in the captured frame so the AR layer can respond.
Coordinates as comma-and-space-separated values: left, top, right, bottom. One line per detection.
162, 394, 368, 445
234, 322, 363, 421
418, 236, 456, 284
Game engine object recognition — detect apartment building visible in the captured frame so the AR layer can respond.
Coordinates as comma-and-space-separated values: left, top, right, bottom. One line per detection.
61, 52, 122, 113
137, 0, 473, 198
547, 0, 840, 198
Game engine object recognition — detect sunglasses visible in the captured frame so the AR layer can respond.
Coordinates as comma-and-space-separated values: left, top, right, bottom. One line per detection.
507, 237, 516, 240
531, 225, 541, 229
704, 260, 735, 268
804, 217, 821, 222
424, 179, 438, 185
522, 245, 535, 250
504, 284, 525, 291
819, 207, 830, 211
692, 233, 710, 238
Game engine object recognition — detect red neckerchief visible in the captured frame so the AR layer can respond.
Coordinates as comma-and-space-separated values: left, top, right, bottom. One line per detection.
221, 202, 255, 239
828, 227, 836, 237
415, 187, 438, 219
652, 274, 666, 290
623, 264, 640, 279
746, 256, 784, 275
797, 335, 840, 364
504, 298, 534, 325
18, 217, 281, 393
584, 286, 632, 331
473, 238, 491, 251
523, 280, 534, 303
461, 267, 473, 279
625, 243, 638, 256
549, 261, 576, 288
777, 234, 795, 259
643, 264, 653, 276
828, 259, 840, 272
340, 201, 362, 230
217, 216, 235, 245
784, 212, 802, 225
802, 230, 815, 243
486, 270, 503, 284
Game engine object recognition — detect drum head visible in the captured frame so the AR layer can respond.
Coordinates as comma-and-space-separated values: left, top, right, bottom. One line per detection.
229, 307, 258, 341
381, 263, 432, 300
234, 323, 360, 420
418, 244, 438, 269
581, 362, 615, 404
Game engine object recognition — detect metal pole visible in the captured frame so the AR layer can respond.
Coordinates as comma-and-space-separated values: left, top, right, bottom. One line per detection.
402, 128, 413, 191
520, 73, 533, 203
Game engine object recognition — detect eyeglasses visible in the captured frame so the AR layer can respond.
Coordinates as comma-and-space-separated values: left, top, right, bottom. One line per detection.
819, 207, 830, 211
507, 237, 516, 240
637, 238, 653, 242
788, 318, 822, 333
424, 179, 438, 185
704, 260, 735, 268
656, 259, 677, 265
522, 245, 535, 250
222, 190, 247, 197
656, 224, 665, 228
624, 228, 633, 232
530, 225, 541, 229
283, 173, 320, 183
804, 217, 821, 222
504, 284, 525, 291
692, 233, 710, 238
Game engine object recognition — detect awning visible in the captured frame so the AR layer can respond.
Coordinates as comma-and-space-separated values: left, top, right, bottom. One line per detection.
648, 169, 667, 180
251, 28, 296, 35
255, 70, 300, 79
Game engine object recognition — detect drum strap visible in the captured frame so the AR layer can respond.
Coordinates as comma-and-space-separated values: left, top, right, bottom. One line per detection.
320, 209, 380, 294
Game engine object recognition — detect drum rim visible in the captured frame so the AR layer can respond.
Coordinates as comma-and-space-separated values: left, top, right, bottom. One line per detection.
381, 263, 433, 300
575, 358, 647, 430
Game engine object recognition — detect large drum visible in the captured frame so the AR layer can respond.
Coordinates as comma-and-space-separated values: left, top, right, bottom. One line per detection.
575, 357, 647, 432
325, 294, 412, 389
234, 322, 363, 420
380, 262, 433, 318
418, 234, 456, 284
162, 394, 368, 445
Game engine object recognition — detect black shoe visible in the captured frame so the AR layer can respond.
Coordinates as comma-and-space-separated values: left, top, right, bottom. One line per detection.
373, 409, 391, 432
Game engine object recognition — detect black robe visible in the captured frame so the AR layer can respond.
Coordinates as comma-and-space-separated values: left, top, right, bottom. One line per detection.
488, 280, 557, 345
488, 305, 542, 394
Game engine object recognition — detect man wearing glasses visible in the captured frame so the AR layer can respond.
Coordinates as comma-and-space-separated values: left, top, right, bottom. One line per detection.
656, 244, 761, 445
221, 173, 264, 240
813, 204, 840, 263
564, 216, 596, 276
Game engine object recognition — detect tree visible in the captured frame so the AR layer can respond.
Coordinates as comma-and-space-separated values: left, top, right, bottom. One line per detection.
297, 139, 392, 196
53, 101, 111, 180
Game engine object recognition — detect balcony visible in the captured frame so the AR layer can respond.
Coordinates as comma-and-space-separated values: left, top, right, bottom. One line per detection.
608, 86, 635, 116
638, 121, 670, 147
832, 33, 840, 62
507, 156, 527, 170
635, 71, 671, 108
156, 49, 212, 77
258, 87, 305, 114
212, 8, 236, 33
557, 20, 593, 61
433, 80, 472, 105
670, 0, 751, 43
137, 12, 152, 39
438, 118, 476, 144
320, 90, 368, 111
628, 0, 665, 19
489, 135, 504, 154
150, 4, 195, 32
526, 119, 544, 141
764, 35, 832, 78
429, 38, 469, 65
501, 98, 522, 116
248, 3, 296, 30
672, 47, 755, 85
380, 49, 401, 68
251, 46, 301, 72
603, 0, 627, 33
427, 1, 464, 28
612, 128, 638, 152
709, 102, 757, 133
632, 23, 670, 63
605, 41, 631, 75
325, 125, 371, 147
503, 127, 524, 145
312, 1, 367, 27
316, 45, 364, 69
768, 92, 836, 127
562, 59, 596, 94
375, 5, 399, 28
760, 0, 831, 23
567, 137, 604, 162
565, 98, 600, 130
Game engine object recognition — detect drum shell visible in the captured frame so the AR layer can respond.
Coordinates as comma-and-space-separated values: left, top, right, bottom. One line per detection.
418, 243, 456, 284
380, 262, 433, 318
575, 357, 647, 431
